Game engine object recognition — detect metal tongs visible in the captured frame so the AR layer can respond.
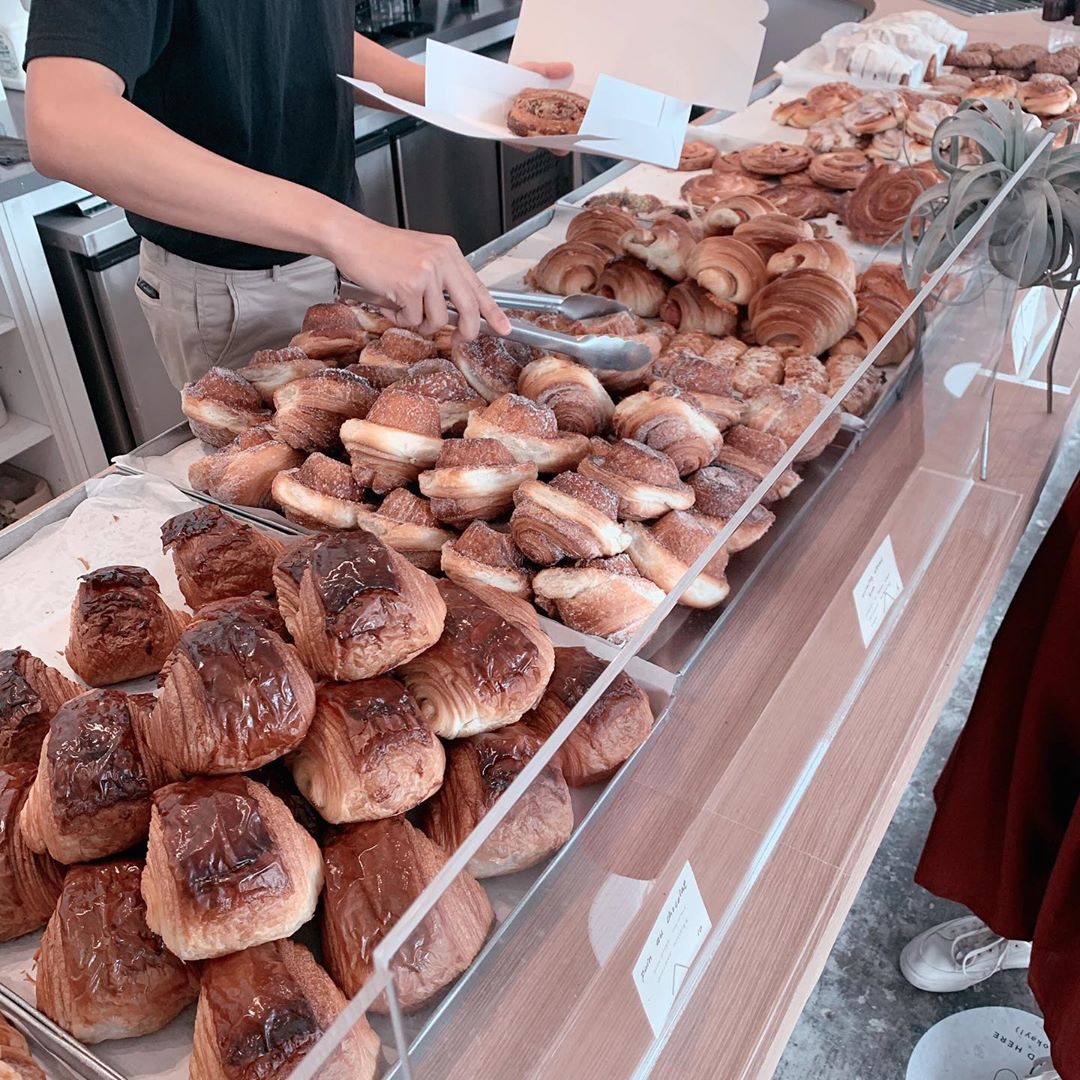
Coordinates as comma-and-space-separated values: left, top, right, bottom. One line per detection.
340, 282, 653, 372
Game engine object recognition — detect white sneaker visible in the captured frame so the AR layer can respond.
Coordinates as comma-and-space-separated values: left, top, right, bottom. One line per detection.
1029, 1058, 1061, 1080
900, 915, 1032, 992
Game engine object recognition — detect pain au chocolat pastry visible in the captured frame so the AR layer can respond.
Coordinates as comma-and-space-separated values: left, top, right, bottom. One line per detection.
321, 816, 494, 1011
181, 368, 269, 448
277, 531, 445, 682
418, 439, 537, 526
236, 346, 326, 404
290, 300, 393, 363
394, 356, 487, 434
577, 438, 695, 520
191, 939, 380, 1080
441, 522, 533, 600
748, 268, 858, 357
622, 213, 702, 282
19, 690, 173, 864
289, 679, 444, 825
36, 860, 197, 1043
612, 386, 723, 476
594, 257, 669, 318
507, 87, 589, 137
0, 1013, 46, 1080
532, 555, 664, 644
148, 616, 315, 774
424, 725, 572, 878
733, 212, 815, 260
518, 354, 614, 437
453, 334, 533, 402
0, 762, 63, 942
161, 504, 283, 609
685, 236, 768, 306
660, 280, 738, 336
398, 579, 554, 739
525, 239, 610, 296
360, 489, 455, 573
0, 648, 79, 766
625, 510, 730, 608
193, 594, 288, 637
271, 452, 373, 530
272, 368, 377, 453
565, 205, 638, 257
522, 646, 653, 786
464, 393, 589, 473
65, 566, 189, 686
767, 239, 857, 292
341, 387, 442, 494
687, 464, 775, 551
142, 775, 324, 961
352, 327, 438, 389
188, 425, 304, 509
510, 472, 630, 566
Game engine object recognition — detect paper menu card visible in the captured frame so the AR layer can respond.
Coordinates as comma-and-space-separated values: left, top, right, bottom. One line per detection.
510, 0, 769, 112
342, 39, 691, 167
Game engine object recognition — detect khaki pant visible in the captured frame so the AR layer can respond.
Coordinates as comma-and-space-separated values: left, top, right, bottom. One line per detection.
134, 239, 339, 389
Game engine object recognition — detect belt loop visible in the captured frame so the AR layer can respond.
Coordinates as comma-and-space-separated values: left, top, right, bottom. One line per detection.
272, 263, 280, 282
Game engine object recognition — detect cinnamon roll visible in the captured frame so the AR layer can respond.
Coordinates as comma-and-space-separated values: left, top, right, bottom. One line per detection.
142, 775, 324, 961
565, 206, 639, 257
525, 240, 610, 295
905, 98, 954, 143
418, 438, 537, 525
453, 333, 532, 402
677, 139, 718, 171
36, 860, 198, 1043
236, 346, 326, 404
65, 566, 189, 686
531, 555, 665, 645
160, 503, 283, 608
731, 346, 784, 397
289, 678, 444, 825
271, 452, 373, 530
685, 236, 768, 305
681, 170, 768, 209
844, 163, 937, 246
966, 74, 1021, 102
351, 327, 438, 389
687, 466, 776, 552
510, 472, 630, 565
660, 280, 739, 336
291, 301, 392, 363
148, 615, 316, 774
361, 489, 455, 573
738, 142, 813, 177
621, 213, 701, 281
507, 87, 589, 137
733, 213, 816, 259
714, 425, 802, 503
783, 353, 830, 395
188, 425, 304, 509
577, 437, 695, 520
805, 117, 862, 153
593, 257, 669, 318
394, 356, 488, 434
866, 128, 903, 162
321, 816, 493, 1010
827, 352, 884, 417
761, 184, 837, 221
464, 393, 590, 473
0, 762, 63, 942
748, 268, 858, 356
272, 368, 376, 453
625, 510, 730, 609
181, 368, 268, 448
341, 386, 443, 494
772, 97, 827, 129
767, 239, 857, 291
1020, 73, 1078, 116
584, 191, 664, 216
423, 725, 572, 878
841, 91, 906, 135
741, 384, 842, 463
442, 522, 533, 600
611, 385, 723, 476
518, 354, 614, 437
808, 148, 873, 191
0, 649, 79, 767
702, 194, 778, 235
805, 81, 863, 115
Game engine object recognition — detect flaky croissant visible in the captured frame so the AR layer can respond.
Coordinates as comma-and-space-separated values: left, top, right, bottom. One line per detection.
271, 452, 373, 531
453, 334, 534, 402
181, 368, 268, 448
188, 424, 304, 509
660, 280, 738, 336
732, 212, 815, 260
831, 291, 915, 368
827, 352, 883, 417
518, 354, 614, 437
594, 257, 669, 318
621, 213, 702, 281
290, 300, 392, 363
463, 393, 589, 473
565, 205, 639, 257
394, 356, 488, 434
767, 239, 857, 292
526, 240, 610, 295
359, 489, 455, 574
272, 368, 377, 452
577, 437, 695, 520
748, 268, 858, 356
741, 384, 842, 463
441, 522, 533, 600
702, 194, 779, 235
686, 236, 768, 305
236, 346, 326, 404
351, 327, 438, 389
625, 510, 730, 608
612, 386, 723, 476
418, 438, 537, 525
0, 1013, 47, 1079
0, 648, 80, 766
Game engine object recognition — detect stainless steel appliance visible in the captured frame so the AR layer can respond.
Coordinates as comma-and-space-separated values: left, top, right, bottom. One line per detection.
355, 130, 401, 227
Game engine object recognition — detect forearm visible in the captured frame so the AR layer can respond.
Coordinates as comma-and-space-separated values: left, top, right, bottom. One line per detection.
352, 33, 425, 106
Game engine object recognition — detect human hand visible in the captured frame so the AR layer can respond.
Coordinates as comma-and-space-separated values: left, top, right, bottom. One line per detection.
328, 216, 510, 342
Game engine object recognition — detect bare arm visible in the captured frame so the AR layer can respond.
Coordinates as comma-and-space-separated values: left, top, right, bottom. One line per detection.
352, 33, 425, 107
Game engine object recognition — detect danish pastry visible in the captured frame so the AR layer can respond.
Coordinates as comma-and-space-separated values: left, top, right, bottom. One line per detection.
181, 368, 268, 448
739, 142, 813, 177
463, 393, 590, 473
1020, 73, 1078, 116
677, 139, 718, 171
419, 437, 538, 525
805, 81, 863, 115
272, 368, 377, 452
625, 511, 730, 608
507, 88, 589, 137
577, 437, 695, 520
841, 91, 906, 135
188, 425, 304, 509
271, 452, 373, 530
236, 346, 326, 404
761, 184, 836, 221
441, 522, 533, 600
805, 118, 862, 154
687, 465, 776, 552
844, 163, 937, 246
612, 385, 723, 476
681, 170, 768, 209
518, 354, 614, 437
808, 149, 872, 191
772, 97, 827, 129
0, 649, 79, 766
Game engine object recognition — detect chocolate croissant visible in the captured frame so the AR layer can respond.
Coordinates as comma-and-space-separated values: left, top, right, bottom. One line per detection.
441, 522, 533, 600
565, 205, 639, 257
359, 489, 455, 574
748, 268, 858, 356
161, 504, 283, 608
271, 452, 373, 530
521, 646, 654, 786
531, 555, 665, 645
453, 334, 534, 402
418, 438, 537, 526
685, 236, 768, 305
191, 939, 380, 1080
321, 816, 494, 1011
272, 368, 377, 452
193, 594, 288, 637
0, 648, 80, 766
340, 387, 443, 494
394, 356, 487, 434
688, 465, 776, 552
36, 860, 198, 1043
742, 384, 842, 463
594, 257, 669, 318
621, 213, 701, 281
19, 690, 173, 864
281, 531, 446, 682
236, 346, 327, 404
577, 437, 695, 520
518, 354, 614, 437
398, 579, 554, 739
290, 300, 393, 363
660, 280, 739, 336
625, 510, 730, 609
423, 725, 572, 878
611, 386, 723, 476
142, 775, 324, 961
181, 368, 269, 448
147, 616, 316, 774
0, 1013, 46, 1079
289, 678, 444, 826
464, 393, 590, 473
351, 327, 438, 389
188, 425, 304, 509
0, 762, 63, 942
525, 240, 610, 295
64, 566, 189, 686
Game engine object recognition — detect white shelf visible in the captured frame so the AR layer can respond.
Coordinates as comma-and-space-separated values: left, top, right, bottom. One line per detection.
0, 413, 52, 465
0, 316, 15, 336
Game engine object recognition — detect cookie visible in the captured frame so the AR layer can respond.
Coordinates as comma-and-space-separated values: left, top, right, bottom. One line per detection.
952, 49, 994, 69
995, 45, 1047, 69
1037, 52, 1080, 79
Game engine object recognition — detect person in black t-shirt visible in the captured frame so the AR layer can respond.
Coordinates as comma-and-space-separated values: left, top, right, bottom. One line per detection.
23, 1, 569, 388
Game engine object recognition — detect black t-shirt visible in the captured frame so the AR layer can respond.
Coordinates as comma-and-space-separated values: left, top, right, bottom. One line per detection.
25, 0, 361, 269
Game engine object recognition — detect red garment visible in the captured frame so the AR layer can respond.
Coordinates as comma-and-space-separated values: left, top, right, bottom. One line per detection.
916, 470, 1080, 1077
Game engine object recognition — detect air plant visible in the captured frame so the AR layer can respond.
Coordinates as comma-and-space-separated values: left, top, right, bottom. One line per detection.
902, 97, 1080, 290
